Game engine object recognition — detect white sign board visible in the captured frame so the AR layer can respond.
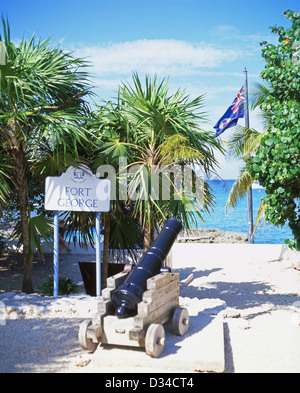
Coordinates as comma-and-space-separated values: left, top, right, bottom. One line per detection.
45, 166, 111, 212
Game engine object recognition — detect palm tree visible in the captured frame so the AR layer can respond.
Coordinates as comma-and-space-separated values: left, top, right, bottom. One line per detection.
88, 101, 144, 285
0, 19, 92, 293
95, 73, 223, 251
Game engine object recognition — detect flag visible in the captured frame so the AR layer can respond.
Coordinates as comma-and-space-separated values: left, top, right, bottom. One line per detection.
214, 86, 245, 137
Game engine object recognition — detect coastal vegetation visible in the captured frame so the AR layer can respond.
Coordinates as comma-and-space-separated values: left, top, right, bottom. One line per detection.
92, 73, 223, 252
0, 21, 222, 292
248, 10, 300, 251
0, 18, 93, 292
0, 10, 299, 293
226, 10, 300, 251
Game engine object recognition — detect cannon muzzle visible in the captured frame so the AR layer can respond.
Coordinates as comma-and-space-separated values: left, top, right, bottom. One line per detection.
111, 218, 182, 318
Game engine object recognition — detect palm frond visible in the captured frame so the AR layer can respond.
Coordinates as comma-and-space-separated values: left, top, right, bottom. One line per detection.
62, 212, 96, 250
91, 72, 222, 240
225, 125, 263, 159
250, 82, 273, 109
109, 211, 142, 262
159, 134, 205, 165
225, 168, 253, 211
249, 82, 274, 129
0, 154, 13, 203
254, 202, 268, 233
11, 215, 53, 259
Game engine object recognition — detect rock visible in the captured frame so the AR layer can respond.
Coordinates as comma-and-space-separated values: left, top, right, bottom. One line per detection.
0, 292, 99, 319
177, 228, 248, 244
222, 307, 242, 319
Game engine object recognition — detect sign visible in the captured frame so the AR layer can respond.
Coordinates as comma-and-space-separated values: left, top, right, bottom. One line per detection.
45, 166, 111, 212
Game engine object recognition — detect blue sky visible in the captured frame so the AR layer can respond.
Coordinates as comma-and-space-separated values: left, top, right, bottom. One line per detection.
1, 0, 299, 178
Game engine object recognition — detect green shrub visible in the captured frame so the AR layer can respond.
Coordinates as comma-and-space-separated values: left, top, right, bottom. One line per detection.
38, 277, 80, 296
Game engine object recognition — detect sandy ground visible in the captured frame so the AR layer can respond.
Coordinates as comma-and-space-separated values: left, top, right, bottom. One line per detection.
0, 250, 300, 373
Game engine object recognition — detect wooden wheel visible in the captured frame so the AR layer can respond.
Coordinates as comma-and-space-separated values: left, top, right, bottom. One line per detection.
145, 324, 166, 358
172, 307, 189, 336
78, 319, 98, 353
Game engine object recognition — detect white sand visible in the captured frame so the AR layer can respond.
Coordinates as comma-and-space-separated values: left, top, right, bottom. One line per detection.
0, 253, 300, 373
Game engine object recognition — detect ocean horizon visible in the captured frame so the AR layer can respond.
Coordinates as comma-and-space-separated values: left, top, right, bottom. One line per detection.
1, 179, 292, 246
62, 179, 293, 246
197, 179, 293, 244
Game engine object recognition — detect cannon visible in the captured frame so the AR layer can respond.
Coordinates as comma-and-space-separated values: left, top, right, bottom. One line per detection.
112, 218, 183, 318
78, 218, 193, 358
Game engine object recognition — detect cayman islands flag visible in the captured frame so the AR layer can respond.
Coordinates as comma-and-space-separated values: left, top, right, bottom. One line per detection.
214, 86, 245, 137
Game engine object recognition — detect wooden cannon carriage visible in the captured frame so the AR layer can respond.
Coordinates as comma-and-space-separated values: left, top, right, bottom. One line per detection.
79, 218, 192, 358
79, 267, 192, 358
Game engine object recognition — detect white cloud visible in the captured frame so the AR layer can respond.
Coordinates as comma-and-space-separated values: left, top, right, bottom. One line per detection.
210, 25, 241, 37
72, 39, 244, 77
210, 25, 277, 47
69, 36, 264, 179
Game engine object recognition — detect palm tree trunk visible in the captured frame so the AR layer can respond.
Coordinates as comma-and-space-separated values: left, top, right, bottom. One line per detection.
102, 212, 111, 288
9, 119, 33, 293
143, 224, 151, 253
14, 151, 33, 293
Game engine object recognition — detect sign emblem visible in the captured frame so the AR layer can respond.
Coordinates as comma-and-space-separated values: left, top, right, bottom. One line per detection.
72, 168, 87, 183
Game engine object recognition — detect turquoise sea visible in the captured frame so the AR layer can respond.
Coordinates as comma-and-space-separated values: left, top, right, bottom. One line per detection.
198, 180, 293, 244
47, 179, 293, 246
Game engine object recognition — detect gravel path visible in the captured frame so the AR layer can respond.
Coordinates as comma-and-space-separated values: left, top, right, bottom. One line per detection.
0, 252, 300, 373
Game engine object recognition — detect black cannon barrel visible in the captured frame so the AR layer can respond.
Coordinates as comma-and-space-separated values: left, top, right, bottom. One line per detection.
111, 218, 182, 319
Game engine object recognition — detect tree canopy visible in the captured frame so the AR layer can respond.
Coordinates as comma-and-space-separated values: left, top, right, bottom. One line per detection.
0, 18, 92, 292
248, 10, 300, 250
93, 73, 223, 251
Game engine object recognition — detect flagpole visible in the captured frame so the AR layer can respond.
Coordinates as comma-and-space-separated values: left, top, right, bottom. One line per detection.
243, 67, 254, 244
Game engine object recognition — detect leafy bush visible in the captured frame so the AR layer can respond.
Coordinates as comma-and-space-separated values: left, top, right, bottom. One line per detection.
248, 10, 300, 250
38, 277, 80, 296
